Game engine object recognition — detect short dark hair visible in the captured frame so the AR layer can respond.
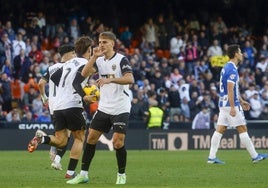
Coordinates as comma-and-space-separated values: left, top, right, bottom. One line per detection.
75, 36, 93, 57
227, 44, 240, 59
99, 31, 116, 43
58, 44, 75, 56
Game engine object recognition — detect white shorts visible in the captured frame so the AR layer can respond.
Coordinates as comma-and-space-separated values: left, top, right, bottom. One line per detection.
217, 106, 246, 127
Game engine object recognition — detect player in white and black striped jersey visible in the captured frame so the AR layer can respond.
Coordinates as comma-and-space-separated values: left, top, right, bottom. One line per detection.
38, 44, 75, 171
67, 31, 134, 185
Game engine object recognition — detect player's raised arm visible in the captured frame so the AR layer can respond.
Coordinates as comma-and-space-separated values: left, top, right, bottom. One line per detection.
81, 47, 102, 77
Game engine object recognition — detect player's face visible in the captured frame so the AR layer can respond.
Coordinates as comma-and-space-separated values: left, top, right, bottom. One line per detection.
98, 37, 114, 54
236, 48, 243, 63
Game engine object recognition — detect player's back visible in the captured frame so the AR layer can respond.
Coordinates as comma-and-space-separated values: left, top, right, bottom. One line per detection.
53, 57, 88, 110
47, 63, 64, 114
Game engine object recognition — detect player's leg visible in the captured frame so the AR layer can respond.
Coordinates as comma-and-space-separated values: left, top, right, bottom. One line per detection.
51, 130, 71, 170
67, 110, 108, 184
237, 125, 268, 163
66, 128, 102, 184
63, 108, 87, 178
207, 108, 227, 164
65, 129, 85, 178
112, 113, 129, 184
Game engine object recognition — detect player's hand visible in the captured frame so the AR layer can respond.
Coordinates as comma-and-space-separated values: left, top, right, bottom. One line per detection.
41, 95, 48, 106
96, 78, 111, 87
92, 47, 103, 58
241, 101, 250, 111
230, 107, 236, 117
83, 95, 96, 104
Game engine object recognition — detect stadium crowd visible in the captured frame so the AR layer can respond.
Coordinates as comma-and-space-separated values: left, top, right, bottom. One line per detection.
0, 3, 268, 129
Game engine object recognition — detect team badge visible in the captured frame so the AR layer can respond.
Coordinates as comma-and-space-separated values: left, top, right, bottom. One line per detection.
229, 74, 236, 80
112, 64, 116, 71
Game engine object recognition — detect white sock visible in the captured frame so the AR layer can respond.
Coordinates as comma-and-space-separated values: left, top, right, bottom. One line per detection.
209, 131, 222, 159
80, 170, 88, 176
54, 155, 61, 163
67, 170, 75, 176
239, 132, 258, 158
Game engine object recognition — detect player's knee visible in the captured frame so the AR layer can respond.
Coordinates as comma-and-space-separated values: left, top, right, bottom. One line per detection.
113, 139, 124, 149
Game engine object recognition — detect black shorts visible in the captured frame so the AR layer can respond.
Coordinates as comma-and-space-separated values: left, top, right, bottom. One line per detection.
90, 110, 129, 134
53, 108, 86, 131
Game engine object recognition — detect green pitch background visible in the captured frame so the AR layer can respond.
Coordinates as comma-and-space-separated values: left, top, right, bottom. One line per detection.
1, 150, 268, 188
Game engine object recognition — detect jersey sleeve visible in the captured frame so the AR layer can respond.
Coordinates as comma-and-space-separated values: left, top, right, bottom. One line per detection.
120, 57, 132, 75
226, 68, 237, 84
42, 68, 50, 82
50, 67, 63, 86
72, 65, 87, 98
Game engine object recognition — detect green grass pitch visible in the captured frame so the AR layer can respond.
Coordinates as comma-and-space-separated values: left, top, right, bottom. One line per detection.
1, 150, 268, 188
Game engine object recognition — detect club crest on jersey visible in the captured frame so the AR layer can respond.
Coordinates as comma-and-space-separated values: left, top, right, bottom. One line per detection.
230, 74, 235, 80
112, 64, 116, 71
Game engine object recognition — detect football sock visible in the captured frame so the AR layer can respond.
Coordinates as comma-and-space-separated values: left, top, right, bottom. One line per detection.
43, 136, 51, 144
81, 143, 96, 171
116, 146, 127, 174
57, 137, 70, 157
67, 158, 78, 171
208, 131, 222, 159
54, 155, 61, 163
239, 132, 258, 158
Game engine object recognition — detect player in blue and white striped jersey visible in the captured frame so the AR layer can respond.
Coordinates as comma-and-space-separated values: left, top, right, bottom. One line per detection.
208, 44, 268, 164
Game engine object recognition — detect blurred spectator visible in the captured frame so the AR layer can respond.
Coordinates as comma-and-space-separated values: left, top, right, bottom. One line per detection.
36, 109, 51, 122
68, 18, 80, 42
39, 56, 50, 75
120, 26, 133, 48
180, 96, 190, 122
141, 18, 158, 49
189, 91, 202, 120
145, 99, 164, 129
4, 21, 16, 42
12, 33, 26, 58
10, 78, 22, 107
156, 87, 169, 107
0, 104, 6, 121
255, 57, 268, 73
242, 40, 257, 69
32, 94, 43, 117
130, 95, 147, 121
259, 104, 268, 120
184, 41, 198, 74
6, 108, 21, 122
55, 25, 68, 44
0, 33, 12, 65
21, 110, 35, 122
207, 39, 222, 57
13, 49, 32, 85
28, 43, 43, 63
22, 86, 38, 111
0, 73, 12, 112
155, 14, 168, 50
249, 91, 262, 120
192, 104, 210, 129
170, 32, 184, 57
168, 85, 181, 122
1, 59, 12, 78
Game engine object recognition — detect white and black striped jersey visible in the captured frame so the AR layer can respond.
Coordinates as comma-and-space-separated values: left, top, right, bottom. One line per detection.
96, 53, 133, 115
53, 57, 88, 110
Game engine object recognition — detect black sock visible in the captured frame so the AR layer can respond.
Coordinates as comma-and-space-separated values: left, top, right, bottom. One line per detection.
116, 146, 127, 174
43, 136, 51, 144
56, 137, 70, 157
81, 143, 96, 171
67, 158, 78, 171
